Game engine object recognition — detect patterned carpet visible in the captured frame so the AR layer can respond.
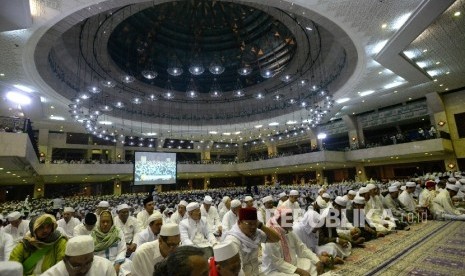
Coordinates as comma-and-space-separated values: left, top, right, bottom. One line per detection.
330, 220, 465, 275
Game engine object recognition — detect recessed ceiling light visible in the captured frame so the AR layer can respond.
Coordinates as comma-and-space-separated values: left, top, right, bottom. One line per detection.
435, 61, 440, 65
394, 90, 398, 93
209, 131, 218, 134
454, 11, 461, 17
50, 106, 54, 109
381, 23, 387, 29
50, 115, 65, 121
13, 84, 34, 93
378, 71, 383, 74
446, 71, 450, 74
445, 88, 449, 91
359, 90, 375, 97
336, 98, 350, 104
433, 79, 438, 82
439, 84, 444, 87
0, 73, 4, 76
98, 121, 112, 125
268, 122, 279, 126
254, 125, 263, 129
422, 49, 427, 53
408, 97, 412, 100
305, 26, 312, 31
6, 92, 31, 105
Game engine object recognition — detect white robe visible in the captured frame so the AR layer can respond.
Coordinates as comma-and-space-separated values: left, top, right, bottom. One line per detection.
113, 216, 141, 244
200, 205, 221, 233
94, 230, 132, 275
136, 210, 151, 229
179, 217, 216, 247
131, 240, 164, 276
3, 219, 29, 244
0, 228, 14, 261
262, 231, 319, 276
398, 190, 417, 212
57, 217, 81, 238
432, 190, 465, 220
221, 210, 238, 233
41, 255, 116, 276
169, 211, 187, 225
134, 227, 157, 247
73, 223, 93, 236
281, 200, 303, 222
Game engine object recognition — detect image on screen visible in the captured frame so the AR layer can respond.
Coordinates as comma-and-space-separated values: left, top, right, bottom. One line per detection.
134, 152, 177, 185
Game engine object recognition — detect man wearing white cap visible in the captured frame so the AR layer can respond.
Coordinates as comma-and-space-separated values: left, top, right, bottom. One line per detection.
281, 190, 303, 223
132, 223, 181, 276
277, 192, 288, 207
398, 182, 418, 213
243, 196, 255, 208
137, 197, 155, 229
96, 201, 110, 216
0, 215, 14, 261
3, 211, 29, 244
57, 207, 81, 238
258, 196, 274, 224
73, 213, 97, 236
114, 204, 141, 257
343, 190, 357, 210
42, 235, 115, 276
382, 186, 410, 229
218, 196, 232, 221
180, 202, 217, 249
170, 200, 188, 224
201, 195, 222, 236
209, 241, 243, 276
134, 211, 163, 247
359, 187, 394, 234
222, 200, 242, 233
431, 183, 465, 220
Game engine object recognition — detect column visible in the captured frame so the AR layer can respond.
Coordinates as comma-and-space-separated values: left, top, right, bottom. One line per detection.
38, 129, 50, 162
316, 169, 324, 185
308, 130, 318, 151
355, 165, 367, 182
271, 173, 278, 186
444, 155, 459, 172
426, 92, 449, 137
266, 142, 277, 157
236, 142, 245, 162
114, 145, 125, 163
86, 135, 93, 161
203, 178, 210, 189
342, 115, 365, 149
113, 179, 122, 196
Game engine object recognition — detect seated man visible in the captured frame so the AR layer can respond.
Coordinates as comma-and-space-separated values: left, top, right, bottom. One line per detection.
73, 213, 97, 236
134, 212, 163, 247
223, 207, 280, 276
262, 207, 324, 276
153, 245, 209, 276
432, 183, 465, 220
346, 196, 383, 241
42, 235, 115, 276
209, 241, 242, 276
382, 186, 411, 228
222, 200, 242, 233
180, 202, 217, 254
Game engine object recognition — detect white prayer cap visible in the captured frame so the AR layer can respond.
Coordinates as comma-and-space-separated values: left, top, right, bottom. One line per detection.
454, 172, 461, 177
7, 211, 21, 221
366, 183, 376, 190
65, 235, 94, 256
117, 204, 130, 212
204, 196, 213, 204
353, 196, 365, 205
459, 179, 465, 184
213, 241, 239, 262
244, 196, 253, 202
446, 183, 459, 192
63, 207, 75, 213
447, 178, 457, 183
222, 196, 231, 203
97, 201, 110, 208
289, 190, 299, 196
0, 261, 23, 276
316, 197, 328, 208
186, 202, 200, 212
278, 192, 287, 198
262, 196, 273, 203
392, 181, 402, 187
406, 182, 416, 187
358, 187, 369, 195
400, 186, 406, 191
460, 185, 465, 192
147, 211, 163, 224
230, 199, 241, 208
334, 196, 347, 207
438, 172, 443, 177
160, 223, 180, 236
179, 200, 188, 207
388, 186, 398, 193
318, 188, 325, 193
322, 193, 330, 199
348, 190, 357, 196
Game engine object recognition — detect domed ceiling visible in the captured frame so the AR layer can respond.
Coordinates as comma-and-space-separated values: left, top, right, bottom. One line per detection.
35, 0, 356, 142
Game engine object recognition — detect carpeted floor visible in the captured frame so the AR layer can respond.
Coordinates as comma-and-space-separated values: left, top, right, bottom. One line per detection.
330, 220, 465, 275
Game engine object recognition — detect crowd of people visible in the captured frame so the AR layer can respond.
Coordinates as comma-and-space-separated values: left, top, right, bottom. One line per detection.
1, 171, 465, 275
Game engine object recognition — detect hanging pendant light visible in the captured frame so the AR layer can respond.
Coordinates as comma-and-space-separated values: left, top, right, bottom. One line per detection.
209, 78, 222, 98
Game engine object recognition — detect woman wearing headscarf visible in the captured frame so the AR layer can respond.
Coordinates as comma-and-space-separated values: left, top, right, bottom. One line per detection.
9, 214, 67, 275
91, 210, 132, 275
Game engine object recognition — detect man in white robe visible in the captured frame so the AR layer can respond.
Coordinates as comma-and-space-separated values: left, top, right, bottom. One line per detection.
221, 199, 242, 233
3, 211, 29, 244
262, 207, 323, 276
137, 197, 156, 229
57, 207, 81, 238
258, 195, 275, 224
180, 202, 217, 248
398, 182, 418, 212
0, 215, 14, 261
223, 207, 280, 276
131, 223, 181, 276
359, 187, 395, 233
73, 213, 97, 236
113, 204, 141, 257
218, 196, 231, 221
135, 211, 163, 247
277, 192, 288, 207
200, 195, 222, 235
209, 241, 243, 276
432, 184, 465, 220
281, 190, 303, 222
42, 235, 116, 276
170, 200, 188, 224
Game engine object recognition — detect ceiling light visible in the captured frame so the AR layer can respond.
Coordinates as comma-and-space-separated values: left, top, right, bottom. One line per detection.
392, 13, 411, 30
100, 80, 116, 87
427, 70, 439, 77
381, 23, 387, 29
13, 84, 34, 93
120, 75, 135, 83
223, 132, 231, 136
6, 92, 31, 105
114, 101, 125, 108
454, 11, 461, 17
305, 26, 313, 31
50, 115, 65, 121
98, 121, 112, 125
237, 65, 252, 76
131, 97, 142, 104
416, 61, 427, 68
446, 71, 450, 74
209, 131, 218, 134
317, 133, 327, 139
234, 131, 241, 135
403, 50, 417, 59
260, 69, 274, 78
359, 90, 375, 96
268, 122, 279, 126
141, 70, 158, 80
254, 125, 263, 128
435, 61, 440, 65
255, 93, 264, 99
422, 49, 427, 53
286, 120, 297, 125
336, 98, 350, 104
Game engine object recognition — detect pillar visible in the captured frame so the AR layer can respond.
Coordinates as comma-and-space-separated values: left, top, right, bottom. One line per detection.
236, 142, 245, 162
204, 177, 210, 189
355, 165, 367, 182
38, 129, 50, 162
266, 142, 277, 157
316, 169, 324, 185
308, 130, 318, 151
271, 173, 278, 186
444, 155, 459, 172
113, 179, 122, 196
426, 92, 449, 137
114, 146, 125, 163
343, 115, 365, 149
33, 182, 45, 199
